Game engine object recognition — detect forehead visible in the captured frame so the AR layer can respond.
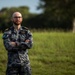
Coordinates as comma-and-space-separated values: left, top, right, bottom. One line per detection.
12, 12, 22, 17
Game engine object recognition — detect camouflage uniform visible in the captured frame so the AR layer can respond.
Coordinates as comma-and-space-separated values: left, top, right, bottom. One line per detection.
2, 26, 33, 75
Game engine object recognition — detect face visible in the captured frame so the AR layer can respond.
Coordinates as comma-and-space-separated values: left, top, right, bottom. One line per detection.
11, 12, 23, 25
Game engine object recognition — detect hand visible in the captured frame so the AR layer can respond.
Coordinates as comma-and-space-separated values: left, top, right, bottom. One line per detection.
25, 39, 30, 43
10, 42, 16, 46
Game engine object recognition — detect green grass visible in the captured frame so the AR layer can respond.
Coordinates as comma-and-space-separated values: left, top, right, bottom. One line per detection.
0, 32, 75, 75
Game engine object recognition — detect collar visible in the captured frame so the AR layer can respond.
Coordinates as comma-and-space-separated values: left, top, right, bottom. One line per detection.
10, 26, 23, 33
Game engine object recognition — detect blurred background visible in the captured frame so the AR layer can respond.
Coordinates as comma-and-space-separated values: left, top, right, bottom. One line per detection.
0, 1, 75, 75
0, 0, 75, 32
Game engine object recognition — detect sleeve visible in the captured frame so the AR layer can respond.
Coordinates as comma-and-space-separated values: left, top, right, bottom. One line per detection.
2, 31, 18, 52
17, 30, 33, 49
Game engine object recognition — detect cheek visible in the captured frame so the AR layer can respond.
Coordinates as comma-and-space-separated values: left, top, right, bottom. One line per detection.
17, 18, 22, 22
20, 18, 23, 22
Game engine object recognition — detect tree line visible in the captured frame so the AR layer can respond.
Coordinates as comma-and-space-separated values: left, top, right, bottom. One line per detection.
0, 0, 75, 32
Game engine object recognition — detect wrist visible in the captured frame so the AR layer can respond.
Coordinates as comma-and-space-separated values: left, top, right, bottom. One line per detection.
16, 41, 20, 46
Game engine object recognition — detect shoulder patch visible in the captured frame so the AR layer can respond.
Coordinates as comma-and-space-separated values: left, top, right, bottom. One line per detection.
5, 28, 9, 31
22, 26, 29, 30
4, 26, 12, 32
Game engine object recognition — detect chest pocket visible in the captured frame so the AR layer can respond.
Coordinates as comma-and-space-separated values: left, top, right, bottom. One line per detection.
19, 34, 26, 41
10, 33, 17, 41
10, 30, 27, 42
19, 30, 27, 42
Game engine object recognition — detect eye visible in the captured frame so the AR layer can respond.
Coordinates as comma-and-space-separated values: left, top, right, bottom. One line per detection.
14, 16, 22, 18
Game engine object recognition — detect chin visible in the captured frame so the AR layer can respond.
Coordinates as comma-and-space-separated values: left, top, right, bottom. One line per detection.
14, 23, 21, 25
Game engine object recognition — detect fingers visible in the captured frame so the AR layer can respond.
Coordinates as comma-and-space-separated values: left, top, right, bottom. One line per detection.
25, 39, 30, 43
10, 42, 16, 46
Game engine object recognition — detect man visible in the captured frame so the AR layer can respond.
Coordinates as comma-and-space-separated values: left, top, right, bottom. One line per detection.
2, 12, 33, 75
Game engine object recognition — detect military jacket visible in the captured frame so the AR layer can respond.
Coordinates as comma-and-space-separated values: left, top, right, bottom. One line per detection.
3, 26, 33, 67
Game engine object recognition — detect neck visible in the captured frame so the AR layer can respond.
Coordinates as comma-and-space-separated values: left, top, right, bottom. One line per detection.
13, 24, 21, 30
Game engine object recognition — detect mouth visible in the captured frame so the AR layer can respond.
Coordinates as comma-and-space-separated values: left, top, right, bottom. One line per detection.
15, 21, 20, 23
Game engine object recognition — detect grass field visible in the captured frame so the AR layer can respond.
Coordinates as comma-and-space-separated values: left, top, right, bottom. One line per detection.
0, 32, 75, 75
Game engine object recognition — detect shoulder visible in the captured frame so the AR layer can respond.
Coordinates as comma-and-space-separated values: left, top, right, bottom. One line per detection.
22, 26, 29, 30
22, 26, 32, 35
22, 26, 30, 33
3, 27, 12, 34
4, 26, 13, 32
4, 28, 10, 32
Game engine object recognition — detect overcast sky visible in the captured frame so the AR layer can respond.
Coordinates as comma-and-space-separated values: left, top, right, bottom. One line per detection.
0, 0, 42, 13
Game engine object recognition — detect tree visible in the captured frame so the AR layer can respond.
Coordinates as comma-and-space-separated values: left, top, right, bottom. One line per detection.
38, 0, 75, 30
0, 6, 37, 32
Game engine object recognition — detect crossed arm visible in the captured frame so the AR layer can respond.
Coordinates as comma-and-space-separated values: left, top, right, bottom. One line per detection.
3, 31, 33, 52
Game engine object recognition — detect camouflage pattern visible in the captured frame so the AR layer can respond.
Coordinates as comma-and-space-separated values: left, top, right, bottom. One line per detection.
3, 26, 33, 75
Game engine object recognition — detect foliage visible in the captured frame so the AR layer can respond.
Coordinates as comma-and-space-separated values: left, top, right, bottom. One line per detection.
0, 6, 38, 32
0, 0, 75, 31
0, 32, 75, 75
37, 0, 75, 29
39, 0, 75, 20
